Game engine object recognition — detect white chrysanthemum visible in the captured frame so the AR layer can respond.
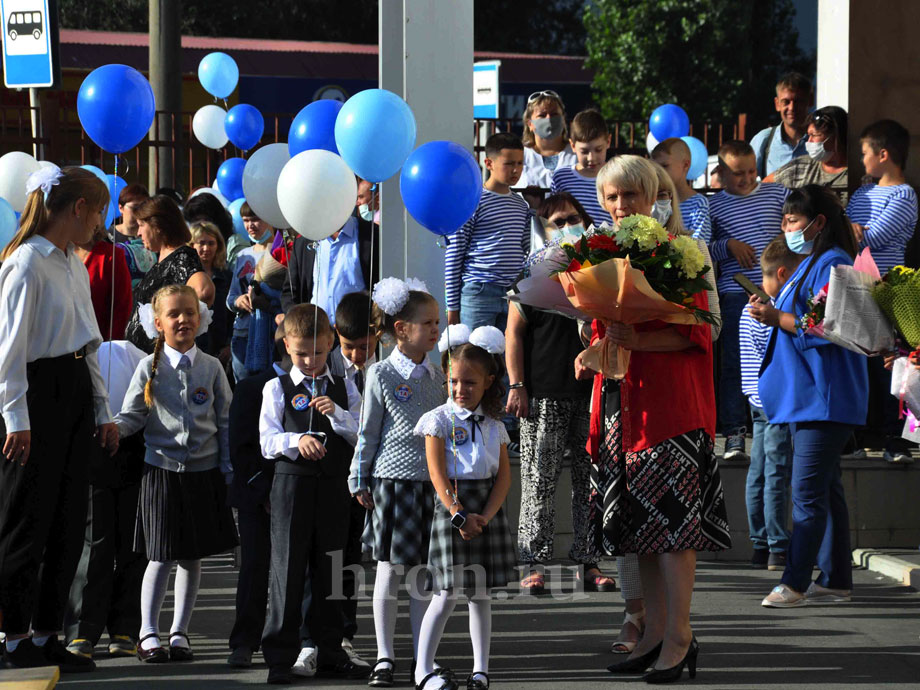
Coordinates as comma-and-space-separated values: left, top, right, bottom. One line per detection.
671, 234, 705, 278
469, 325, 505, 354
372, 277, 410, 316
438, 323, 471, 353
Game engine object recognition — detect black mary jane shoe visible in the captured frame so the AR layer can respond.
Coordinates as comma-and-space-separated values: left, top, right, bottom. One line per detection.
136, 633, 169, 664
607, 641, 663, 674
368, 658, 395, 687
411, 658, 451, 683
643, 638, 698, 684
416, 670, 459, 690
168, 632, 193, 661
467, 671, 490, 689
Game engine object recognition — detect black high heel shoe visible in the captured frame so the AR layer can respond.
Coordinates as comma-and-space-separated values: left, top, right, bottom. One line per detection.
643, 638, 698, 684
607, 641, 663, 674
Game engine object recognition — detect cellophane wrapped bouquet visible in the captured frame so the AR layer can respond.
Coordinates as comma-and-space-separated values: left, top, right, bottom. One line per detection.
873, 265, 920, 348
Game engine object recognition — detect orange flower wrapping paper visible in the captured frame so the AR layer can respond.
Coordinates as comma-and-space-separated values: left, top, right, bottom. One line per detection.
557, 257, 703, 379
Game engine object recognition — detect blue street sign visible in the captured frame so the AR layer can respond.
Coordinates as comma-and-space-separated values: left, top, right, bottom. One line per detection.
1, 0, 53, 88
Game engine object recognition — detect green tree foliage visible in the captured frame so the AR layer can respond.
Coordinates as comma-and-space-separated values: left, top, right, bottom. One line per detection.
583, 0, 814, 124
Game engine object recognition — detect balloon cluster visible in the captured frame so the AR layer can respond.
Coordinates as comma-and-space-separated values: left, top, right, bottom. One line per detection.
192, 53, 264, 154
645, 103, 709, 181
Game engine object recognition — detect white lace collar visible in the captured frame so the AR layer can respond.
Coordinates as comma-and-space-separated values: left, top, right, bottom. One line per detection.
389, 347, 438, 381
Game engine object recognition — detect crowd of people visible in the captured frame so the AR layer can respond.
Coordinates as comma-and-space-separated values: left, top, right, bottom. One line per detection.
0, 70, 916, 688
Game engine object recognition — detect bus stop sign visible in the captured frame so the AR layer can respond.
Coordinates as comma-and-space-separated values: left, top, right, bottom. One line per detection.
1, 0, 54, 88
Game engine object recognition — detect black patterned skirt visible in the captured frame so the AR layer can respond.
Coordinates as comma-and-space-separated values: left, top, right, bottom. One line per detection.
587, 382, 731, 556
363, 478, 436, 566
135, 464, 239, 562
428, 478, 518, 594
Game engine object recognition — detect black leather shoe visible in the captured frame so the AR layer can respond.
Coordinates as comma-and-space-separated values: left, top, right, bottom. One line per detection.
267, 665, 293, 684
369, 658, 395, 686
467, 671, 490, 689
317, 658, 372, 679
415, 670, 459, 690
608, 641, 663, 674
227, 647, 253, 668
136, 634, 169, 664
643, 638, 699, 684
42, 636, 96, 672
2, 638, 48, 669
168, 632, 193, 661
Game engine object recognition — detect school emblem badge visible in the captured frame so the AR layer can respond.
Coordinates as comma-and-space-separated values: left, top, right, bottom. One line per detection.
394, 383, 413, 402
451, 426, 469, 446
292, 393, 310, 411
191, 388, 209, 405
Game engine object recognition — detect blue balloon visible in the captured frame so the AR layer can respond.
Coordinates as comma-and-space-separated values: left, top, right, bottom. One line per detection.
289, 100, 343, 157
198, 52, 239, 100
681, 136, 709, 180
216, 157, 246, 201
335, 89, 417, 183
400, 141, 482, 236
105, 174, 128, 228
0, 197, 17, 248
225, 104, 264, 151
229, 197, 247, 237
77, 64, 155, 154
649, 104, 690, 141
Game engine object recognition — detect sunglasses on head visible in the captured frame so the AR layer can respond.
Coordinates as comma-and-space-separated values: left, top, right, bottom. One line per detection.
528, 90, 561, 104
812, 113, 836, 131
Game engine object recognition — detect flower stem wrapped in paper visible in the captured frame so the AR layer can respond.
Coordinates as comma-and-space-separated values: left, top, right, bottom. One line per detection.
554, 216, 718, 379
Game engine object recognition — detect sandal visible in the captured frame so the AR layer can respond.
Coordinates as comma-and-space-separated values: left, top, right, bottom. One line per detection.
467, 671, 490, 689
369, 658, 395, 687
580, 565, 617, 593
416, 670, 458, 690
610, 609, 645, 654
520, 569, 545, 595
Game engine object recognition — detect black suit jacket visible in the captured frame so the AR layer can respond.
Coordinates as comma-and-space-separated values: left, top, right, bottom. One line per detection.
280, 215, 379, 312
227, 367, 281, 509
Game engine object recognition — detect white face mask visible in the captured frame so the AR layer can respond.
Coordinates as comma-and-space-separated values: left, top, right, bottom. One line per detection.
652, 200, 673, 225
358, 203, 375, 222
806, 140, 832, 162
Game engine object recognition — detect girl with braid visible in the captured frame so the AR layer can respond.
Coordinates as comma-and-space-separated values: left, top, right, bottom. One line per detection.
114, 284, 237, 664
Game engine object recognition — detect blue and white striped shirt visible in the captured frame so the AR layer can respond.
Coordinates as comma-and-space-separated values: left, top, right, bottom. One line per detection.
550, 165, 611, 227
739, 303, 771, 408
709, 183, 789, 293
444, 189, 530, 311
680, 194, 712, 242
846, 183, 918, 276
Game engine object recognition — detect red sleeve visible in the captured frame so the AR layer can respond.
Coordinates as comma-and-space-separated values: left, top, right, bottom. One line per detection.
671, 291, 710, 352
112, 245, 133, 340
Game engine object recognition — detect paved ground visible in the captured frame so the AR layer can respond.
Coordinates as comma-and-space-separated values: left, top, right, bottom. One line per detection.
51, 556, 920, 689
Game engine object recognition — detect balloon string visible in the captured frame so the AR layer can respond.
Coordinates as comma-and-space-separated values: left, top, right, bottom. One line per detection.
442, 240, 459, 501
355, 185, 377, 492
309, 240, 320, 433
105, 154, 119, 395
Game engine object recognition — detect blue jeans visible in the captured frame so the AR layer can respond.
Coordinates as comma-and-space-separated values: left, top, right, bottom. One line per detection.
460, 281, 509, 331
746, 405, 792, 552
717, 292, 749, 433
781, 422, 854, 593
231, 334, 261, 383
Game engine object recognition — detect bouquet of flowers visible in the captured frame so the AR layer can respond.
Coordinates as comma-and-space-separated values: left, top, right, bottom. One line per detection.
873, 265, 920, 348
552, 215, 717, 378
799, 284, 829, 333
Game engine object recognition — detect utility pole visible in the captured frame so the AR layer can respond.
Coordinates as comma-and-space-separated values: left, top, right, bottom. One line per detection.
149, 0, 181, 193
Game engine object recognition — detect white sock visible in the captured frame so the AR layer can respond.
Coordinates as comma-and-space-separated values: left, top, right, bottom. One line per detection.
408, 565, 430, 659
372, 561, 400, 667
414, 589, 457, 686
31, 634, 50, 647
169, 559, 201, 647
468, 593, 492, 677
140, 560, 173, 649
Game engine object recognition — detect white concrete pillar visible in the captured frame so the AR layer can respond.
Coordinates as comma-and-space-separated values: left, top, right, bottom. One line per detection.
816, 0, 849, 109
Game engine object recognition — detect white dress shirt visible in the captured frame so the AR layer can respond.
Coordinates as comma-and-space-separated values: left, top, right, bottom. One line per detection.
414, 400, 509, 479
389, 346, 439, 381
162, 342, 198, 369
98, 340, 147, 414
0, 235, 112, 432
340, 349, 376, 387
259, 364, 361, 460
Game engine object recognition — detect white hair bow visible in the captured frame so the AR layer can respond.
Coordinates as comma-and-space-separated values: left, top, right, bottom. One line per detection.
138, 301, 214, 340
438, 324, 505, 355
25, 163, 63, 200
372, 276, 430, 316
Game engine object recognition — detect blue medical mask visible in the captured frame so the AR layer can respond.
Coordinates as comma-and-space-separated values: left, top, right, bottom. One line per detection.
784, 217, 817, 255
564, 223, 585, 236
358, 203, 375, 222
257, 229, 273, 244
652, 200, 673, 225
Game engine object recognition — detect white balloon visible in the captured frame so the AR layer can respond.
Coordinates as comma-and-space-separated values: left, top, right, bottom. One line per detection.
277, 150, 357, 241
190, 187, 230, 210
0, 151, 41, 212
192, 105, 229, 150
646, 131, 659, 154
242, 143, 290, 229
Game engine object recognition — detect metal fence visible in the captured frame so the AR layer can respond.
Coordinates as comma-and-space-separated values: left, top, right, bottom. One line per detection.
1, 104, 753, 194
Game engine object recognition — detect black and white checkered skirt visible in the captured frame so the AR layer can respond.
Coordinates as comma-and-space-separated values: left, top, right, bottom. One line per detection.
363, 478, 435, 566
428, 478, 518, 594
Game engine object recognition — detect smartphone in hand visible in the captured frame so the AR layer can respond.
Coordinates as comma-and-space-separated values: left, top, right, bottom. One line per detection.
732, 273, 771, 302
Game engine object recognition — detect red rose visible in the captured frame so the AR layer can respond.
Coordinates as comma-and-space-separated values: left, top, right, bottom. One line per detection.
565, 258, 582, 272
587, 234, 618, 252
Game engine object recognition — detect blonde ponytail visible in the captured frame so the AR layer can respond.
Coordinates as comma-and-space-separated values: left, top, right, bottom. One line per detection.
144, 334, 164, 408
1, 167, 109, 261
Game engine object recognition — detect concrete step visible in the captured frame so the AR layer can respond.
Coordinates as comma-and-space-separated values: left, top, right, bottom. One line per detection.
0, 666, 59, 690
853, 548, 920, 590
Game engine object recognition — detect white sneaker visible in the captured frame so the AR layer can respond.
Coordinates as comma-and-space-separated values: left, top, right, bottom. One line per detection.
341, 638, 371, 668
291, 645, 317, 677
805, 582, 851, 602
761, 583, 806, 608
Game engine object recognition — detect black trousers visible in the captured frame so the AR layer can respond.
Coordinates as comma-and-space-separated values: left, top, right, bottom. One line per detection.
228, 506, 271, 652
0, 355, 94, 634
262, 474, 349, 669
64, 480, 146, 644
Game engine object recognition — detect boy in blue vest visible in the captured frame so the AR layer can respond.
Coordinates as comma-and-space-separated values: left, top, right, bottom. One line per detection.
258, 305, 366, 685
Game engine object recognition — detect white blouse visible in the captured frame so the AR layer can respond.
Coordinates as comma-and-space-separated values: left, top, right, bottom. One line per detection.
520, 144, 578, 189
414, 400, 509, 479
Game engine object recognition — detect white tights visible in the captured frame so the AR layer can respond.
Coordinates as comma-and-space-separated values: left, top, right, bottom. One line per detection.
373, 561, 430, 667
138, 559, 201, 650
414, 589, 491, 688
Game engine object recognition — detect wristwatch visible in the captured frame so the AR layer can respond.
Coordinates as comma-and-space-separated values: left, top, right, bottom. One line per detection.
450, 509, 468, 530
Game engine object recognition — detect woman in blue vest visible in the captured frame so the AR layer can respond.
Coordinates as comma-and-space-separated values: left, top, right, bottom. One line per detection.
750, 184, 867, 608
